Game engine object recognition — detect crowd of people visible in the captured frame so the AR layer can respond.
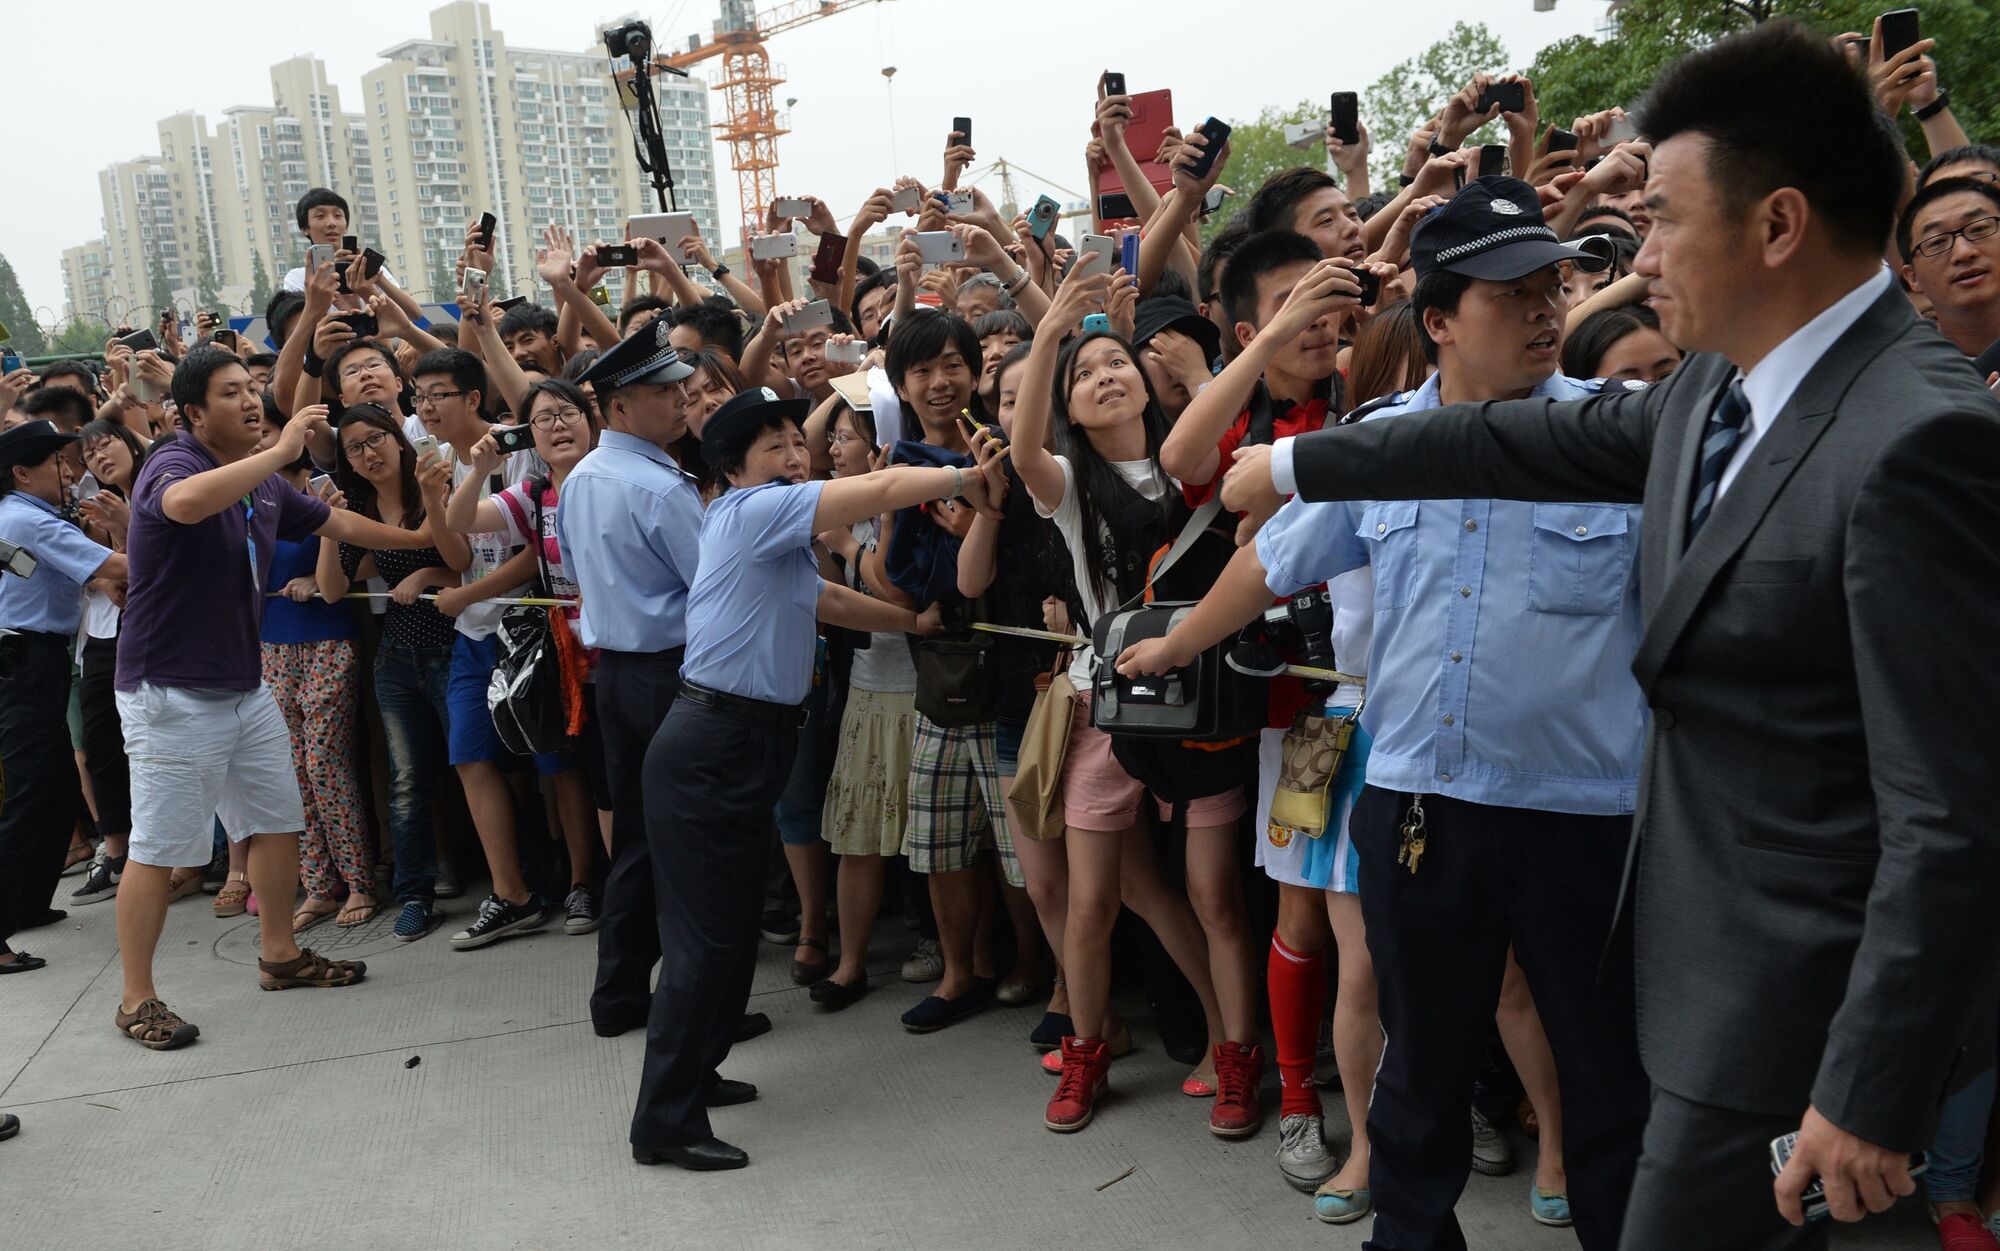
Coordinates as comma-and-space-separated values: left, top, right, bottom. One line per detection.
2, 15, 1998, 1250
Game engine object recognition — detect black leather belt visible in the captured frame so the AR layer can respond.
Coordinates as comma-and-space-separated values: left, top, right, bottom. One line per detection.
680, 679, 807, 728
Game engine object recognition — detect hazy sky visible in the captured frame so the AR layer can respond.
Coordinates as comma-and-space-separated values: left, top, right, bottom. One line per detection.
0, 0, 1611, 321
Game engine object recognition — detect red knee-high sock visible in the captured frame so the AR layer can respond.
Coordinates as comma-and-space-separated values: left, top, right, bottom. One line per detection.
1268, 935, 1326, 1119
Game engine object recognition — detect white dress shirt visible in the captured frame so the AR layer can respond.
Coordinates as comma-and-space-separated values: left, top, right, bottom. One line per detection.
1716, 266, 1892, 498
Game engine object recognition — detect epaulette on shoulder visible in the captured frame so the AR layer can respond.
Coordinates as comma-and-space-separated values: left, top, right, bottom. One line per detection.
1338, 391, 1412, 425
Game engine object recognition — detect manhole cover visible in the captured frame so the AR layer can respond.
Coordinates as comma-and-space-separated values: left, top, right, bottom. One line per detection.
211, 909, 423, 967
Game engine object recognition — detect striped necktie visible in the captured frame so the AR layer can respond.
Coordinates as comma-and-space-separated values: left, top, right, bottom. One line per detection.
1687, 380, 1751, 539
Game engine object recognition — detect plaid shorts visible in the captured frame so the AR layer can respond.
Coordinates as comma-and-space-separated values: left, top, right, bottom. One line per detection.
903, 712, 1021, 886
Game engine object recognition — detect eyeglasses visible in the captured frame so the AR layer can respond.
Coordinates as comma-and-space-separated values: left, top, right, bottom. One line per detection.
414, 389, 468, 409
338, 357, 393, 381
341, 429, 392, 458
828, 431, 863, 446
528, 405, 586, 430
1914, 215, 2000, 258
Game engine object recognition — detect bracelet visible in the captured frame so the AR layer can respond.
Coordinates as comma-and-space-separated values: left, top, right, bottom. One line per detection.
1399, 173, 1415, 188
302, 343, 324, 379
1002, 267, 1031, 295
1915, 88, 1951, 121
948, 465, 964, 500
1428, 136, 1458, 158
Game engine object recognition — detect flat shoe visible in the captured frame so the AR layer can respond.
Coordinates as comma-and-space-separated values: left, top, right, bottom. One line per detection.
0, 1113, 18, 1140
633, 1137, 748, 1171
995, 976, 1041, 1006
731, 1012, 772, 1043
1030, 1012, 1073, 1050
703, 1078, 759, 1107
790, 937, 829, 986
900, 980, 995, 1033
1530, 1184, 1573, 1228
809, 977, 870, 1010
0, 952, 46, 974
1315, 1186, 1372, 1225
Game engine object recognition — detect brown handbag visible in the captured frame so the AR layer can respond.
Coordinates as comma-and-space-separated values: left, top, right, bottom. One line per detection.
1266, 702, 1363, 848
1006, 656, 1077, 842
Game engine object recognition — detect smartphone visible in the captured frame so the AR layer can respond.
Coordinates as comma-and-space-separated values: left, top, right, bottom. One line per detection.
943, 189, 976, 217
952, 115, 973, 147
1768, 1134, 1928, 1222
408, 431, 442, 462
1098, 191, 1138, 223
0, 350, 19, 375
1329, 92, 1360, 146
1879, 8, 1920, 58
1075, 233, 1116, 278
211, 330, 240, 351
464, 267, 488, 303
333, 311, 378, 339
476, 212, 497, 251
491, 425, 534, 454
1547, 126, 1579, 154
1201, 185, 1234, 218
1848, 34, 1873, 60
782, 299, 834, 332
308, 472, 333, 494
750, 233, 799, 260
773, 196, 812, 219
826, 339, 866, 367
1479, 144, 1509, 179
360, 248, 387, 281
628, 211, 696, 251
810, 232, 846, 286
1182, 117, 1232, 181
1604, 114, 1641, 145
889, 185, 923, 213
341, 234, 359, 254
1479, 80, 1528, 115
595, 242, 639, 268
1027, 195, 1061, 241
494, 295, 529, 312
1354, 269, 1381, 307
1120, 232, 1140, 276
1100, 71, 1126, 98
334, 260, 353, 294
1081, 313, 1110, 334
916, 231, 965, 265
305, 243, 336, 271
118, 328, 160, 353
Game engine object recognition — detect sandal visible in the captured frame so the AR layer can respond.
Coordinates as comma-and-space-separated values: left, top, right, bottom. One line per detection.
166, 869, 204, 903
258, 947, 367, 991
61, 841, 96, 876
790, 936, 830, 986
335, 896, 378, 929
291, 902, 338, 936
114, 998, 199, 1050
213, 872, 251, 919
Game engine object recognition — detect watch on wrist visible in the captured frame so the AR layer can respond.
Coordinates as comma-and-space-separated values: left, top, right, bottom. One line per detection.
1428, 136, 1457, 158
710, 263, 730, 279
1915, 88, 1951, 121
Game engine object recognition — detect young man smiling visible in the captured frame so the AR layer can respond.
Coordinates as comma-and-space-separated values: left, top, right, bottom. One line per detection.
1898, 176, 2000, 360
111, 348, 432, 1049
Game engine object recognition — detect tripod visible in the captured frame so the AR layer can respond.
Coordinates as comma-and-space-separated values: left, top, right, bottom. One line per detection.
606, 21, 688, 213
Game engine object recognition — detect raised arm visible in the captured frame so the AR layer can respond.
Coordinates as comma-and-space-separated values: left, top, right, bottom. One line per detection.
162, 406, 323, 524
1097, 93, 1165, 225
441, 432, 511, 534
460, 283, 533, 416
538, 227, 622, 353
1010, 264, 1114, 512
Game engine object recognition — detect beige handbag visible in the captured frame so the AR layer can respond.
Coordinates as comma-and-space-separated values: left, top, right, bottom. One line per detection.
1266, 702, 1363, 848
1006, 657, 1077, 842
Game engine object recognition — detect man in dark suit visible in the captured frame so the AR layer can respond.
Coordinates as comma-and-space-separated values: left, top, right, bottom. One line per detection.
1222, 21, 2000, 1250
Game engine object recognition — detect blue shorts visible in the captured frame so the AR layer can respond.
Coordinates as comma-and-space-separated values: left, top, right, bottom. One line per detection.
994, 715, 1027, 776
446, 632, 571, 774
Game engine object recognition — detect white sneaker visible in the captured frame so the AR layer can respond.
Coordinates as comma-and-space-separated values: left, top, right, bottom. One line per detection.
1277, 1113, 1336, 1192
1470, 1105, 1516, 1176
900, 937, 943, 984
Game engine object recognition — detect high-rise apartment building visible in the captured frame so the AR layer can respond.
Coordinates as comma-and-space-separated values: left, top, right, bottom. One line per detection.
64, 1, 717, 323
59, 241, 112, 326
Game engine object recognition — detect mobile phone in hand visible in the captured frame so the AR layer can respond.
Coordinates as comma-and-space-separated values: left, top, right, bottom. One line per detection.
810, 232, 846, 285
826, 339, 866, 368
333, 311, 378, 340
1479, 144, 1508, 179
943, 190, 976, 217
1100, 71, 1126, 98
1878, 8, 1920, 59
952, 115, 973, 147
360, 248, 387, 281
1120, 232, 1140, 276
1547, 126, 1579, 154
750, 233, 799, 261
494, 295, 529, 312
773, 197, 812, 219
1354, 269, 1381, 307
916, 232, 965, 265
890, 185, 923, 213
1074, 233, 1116, 279
1182, 117, 1232, 181
1330, 92, 1360, 145
1478, 81, 1527, 115
342, 235, 359, 253
1768, 1133, 1929, 1222
595, 243, 640, 268
306, 243, 336, 271
476, 212, 497, 251
783, 300, 835, 332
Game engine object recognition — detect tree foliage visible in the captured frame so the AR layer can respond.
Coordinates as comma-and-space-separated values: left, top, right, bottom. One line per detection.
0, 254, 47, 356
194, 230, 223, 314
51, 320, 113, 356
248, 251, 276, 314
1363, 22, 1514, 188
1202, 99, 1326, 241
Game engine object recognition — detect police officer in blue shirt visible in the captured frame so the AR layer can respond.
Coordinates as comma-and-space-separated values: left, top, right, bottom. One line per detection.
0, 421, 126, 973
628, 388, 1004, 1171
1122, 180, 1652, 1250
557, 318, 702, 1036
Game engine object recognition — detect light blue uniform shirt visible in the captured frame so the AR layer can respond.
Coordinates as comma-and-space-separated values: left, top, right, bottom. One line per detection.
0, 492, 112, 635
1255, 372, 1646, 816
554, 430, 704, 653
680, 479, 827, 705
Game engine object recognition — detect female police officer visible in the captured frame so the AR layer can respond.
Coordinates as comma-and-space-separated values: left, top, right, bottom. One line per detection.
628, 387, 1007, 1170
0, 420, 126, 973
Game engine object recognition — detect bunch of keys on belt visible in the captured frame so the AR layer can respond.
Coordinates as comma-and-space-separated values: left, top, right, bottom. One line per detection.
1397, 796, 1428, 873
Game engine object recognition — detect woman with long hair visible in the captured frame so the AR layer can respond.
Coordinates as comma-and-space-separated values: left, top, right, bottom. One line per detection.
1345, 300, 1433, 408
66, 419, 150, 909
1003, 262, 1252, 1136
1560, 304, 1683, 385
257, 397, 374, 930
315, 403, 467, 942
674, 348, 743, 501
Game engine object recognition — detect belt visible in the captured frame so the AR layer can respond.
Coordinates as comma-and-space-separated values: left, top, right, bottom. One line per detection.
680, 679, 807, 728
598, 646, 686, 665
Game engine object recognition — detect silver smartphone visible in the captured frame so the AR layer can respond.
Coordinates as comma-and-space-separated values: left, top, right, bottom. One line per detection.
1074, 233, 1117, 278
1284, 120, 1323, 150
750, 233, 799, 260
889, 185, 923, 213
944, 190, 976, 216
826, 339, 866, 367
306, 243, 337, 271
773, 197, 812, 219
408, 432, 442, 462
782, 300, 835, 333
916, 231, 965, 265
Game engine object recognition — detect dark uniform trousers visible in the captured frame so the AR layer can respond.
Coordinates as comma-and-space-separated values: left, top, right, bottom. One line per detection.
629, 697, 798, 1149
1352, 786, 1651, 1251
588, 648, 684, 1030
0, 633, 82, 950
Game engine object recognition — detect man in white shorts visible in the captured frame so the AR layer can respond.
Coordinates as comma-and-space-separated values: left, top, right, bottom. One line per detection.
110, 347, 433, 1050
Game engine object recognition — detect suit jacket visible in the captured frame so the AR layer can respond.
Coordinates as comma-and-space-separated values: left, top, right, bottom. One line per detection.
1290, 287, 2000, 1151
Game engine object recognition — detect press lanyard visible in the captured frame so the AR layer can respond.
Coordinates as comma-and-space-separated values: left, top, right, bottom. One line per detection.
243, 495, 258, 599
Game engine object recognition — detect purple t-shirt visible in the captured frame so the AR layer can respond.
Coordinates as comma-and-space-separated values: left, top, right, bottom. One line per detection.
117, 434, 331, 692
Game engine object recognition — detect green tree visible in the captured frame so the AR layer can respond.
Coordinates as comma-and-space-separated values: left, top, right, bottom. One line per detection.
147, 255, 174, 322
247, 250, 276, 314
1363, 21, 1514, 189
429, 249, 457, 304
194, 229, 223, 314
1200, 99, 1329, 241
0, 254, 47, 356
1528, 0, 1999, 158
51, 320, 113, 355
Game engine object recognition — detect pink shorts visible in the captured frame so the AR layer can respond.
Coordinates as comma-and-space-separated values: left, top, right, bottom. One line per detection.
1062, 693, 1247, 833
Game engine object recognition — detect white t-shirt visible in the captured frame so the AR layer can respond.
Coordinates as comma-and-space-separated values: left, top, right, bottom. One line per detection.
1035, 453, 1168, 688
282, 264, 401, 294
450, 446, 539, 640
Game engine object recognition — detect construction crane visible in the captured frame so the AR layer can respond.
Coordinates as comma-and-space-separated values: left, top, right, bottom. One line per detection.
662, 0, 886, 247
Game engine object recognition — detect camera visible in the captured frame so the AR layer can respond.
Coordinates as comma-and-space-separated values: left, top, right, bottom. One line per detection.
1027, 195, 1060, 240
1239, 587, 1336, 675
492, 425, 534, 454
603, 19, 653, 63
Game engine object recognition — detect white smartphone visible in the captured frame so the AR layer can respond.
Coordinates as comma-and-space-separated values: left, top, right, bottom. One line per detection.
826, 339, 866, 367
1074, 233, 1116, 278
782, 300, 835, 333
628, 211, 697, 250
772, 197, 812, 219
1603, 114, 1640, 145
750, 233, 799, 261
889, 185, 923, 213
944, 190, 976, 216
306, 243, 336, 270
916, 231, 965, 265
408, 432, 441, 462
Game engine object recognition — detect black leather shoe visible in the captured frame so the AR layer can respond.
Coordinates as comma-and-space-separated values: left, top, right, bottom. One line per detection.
809, 977, 870, 1010
0, 1112, 19, 1141
633, 1137, 749, 1170
704, 1078, 758, 1107
731, 1012, 772, 1043
592, 1015, 646, 1039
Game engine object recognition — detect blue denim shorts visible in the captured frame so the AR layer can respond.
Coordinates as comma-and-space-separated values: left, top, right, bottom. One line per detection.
446, 631, 572, 774
994, 715, 1028, 777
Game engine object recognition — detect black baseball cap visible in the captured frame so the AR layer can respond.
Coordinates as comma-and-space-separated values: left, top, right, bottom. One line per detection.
0, 420, 78, 472
1413, 177, 1612, 282
1132, 295, 1223, 362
